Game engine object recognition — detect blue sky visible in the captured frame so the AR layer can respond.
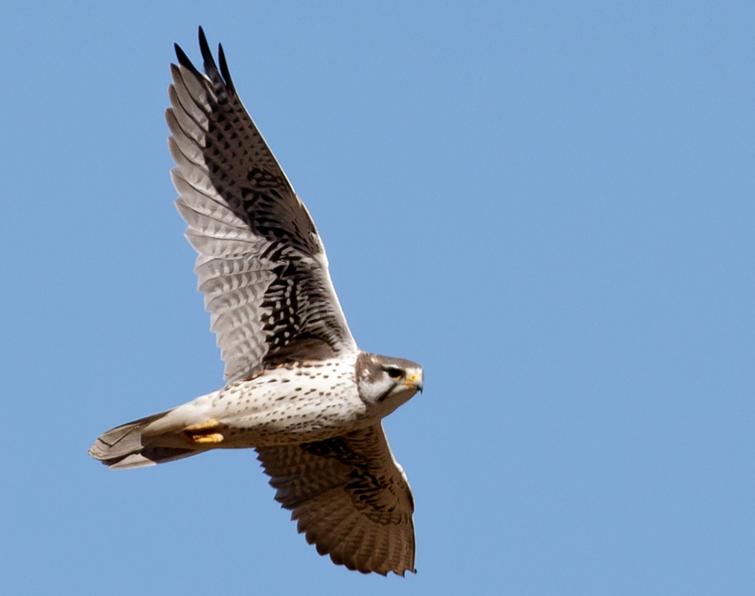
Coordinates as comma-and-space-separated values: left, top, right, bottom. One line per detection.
2, 1, 754, 594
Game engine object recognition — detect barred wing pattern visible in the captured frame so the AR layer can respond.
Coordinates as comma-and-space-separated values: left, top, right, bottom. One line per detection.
256, 424, 416, 576
167, 29, 356, 382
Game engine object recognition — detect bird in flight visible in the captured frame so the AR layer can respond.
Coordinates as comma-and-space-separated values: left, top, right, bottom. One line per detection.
89, 28, 423, 576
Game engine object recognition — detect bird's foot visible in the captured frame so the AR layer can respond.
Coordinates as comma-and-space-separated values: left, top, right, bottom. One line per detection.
191, 432, 224, 444
183, 418, 224, 444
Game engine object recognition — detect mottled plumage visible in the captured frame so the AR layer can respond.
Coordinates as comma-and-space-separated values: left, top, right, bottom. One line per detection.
89, 27, 423, 576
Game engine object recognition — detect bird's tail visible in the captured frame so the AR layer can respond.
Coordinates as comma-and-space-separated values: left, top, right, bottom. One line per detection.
89, 410, 198, 469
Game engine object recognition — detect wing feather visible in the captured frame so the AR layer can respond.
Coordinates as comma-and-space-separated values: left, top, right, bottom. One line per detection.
256, 424, 416, 576
168, 28, 356, 382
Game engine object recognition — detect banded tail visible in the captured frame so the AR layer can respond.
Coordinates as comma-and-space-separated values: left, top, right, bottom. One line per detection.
89, 411, 198, 469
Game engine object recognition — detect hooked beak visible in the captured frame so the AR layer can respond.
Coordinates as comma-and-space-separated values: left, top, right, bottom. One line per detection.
404, 369, 424, 393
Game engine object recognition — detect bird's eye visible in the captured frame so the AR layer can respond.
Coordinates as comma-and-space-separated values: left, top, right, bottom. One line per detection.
385, 366, 403, 379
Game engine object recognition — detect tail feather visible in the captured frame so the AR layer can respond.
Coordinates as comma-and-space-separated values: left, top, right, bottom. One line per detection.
100, 446, 199, 469
89, 411, 198, 469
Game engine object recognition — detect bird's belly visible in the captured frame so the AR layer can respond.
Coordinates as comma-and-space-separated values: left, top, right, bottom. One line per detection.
207, 372, 370, 446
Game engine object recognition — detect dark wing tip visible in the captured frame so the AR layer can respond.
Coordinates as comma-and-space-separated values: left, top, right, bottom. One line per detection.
175, 27, 234, 92
198, 26, 218, 75
218, 43, 236, 93
174, 42, 201, 78
196, 26, 234, 92
198, 25, 210, 60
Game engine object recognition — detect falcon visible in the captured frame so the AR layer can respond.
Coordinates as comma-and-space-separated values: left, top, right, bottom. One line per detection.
89, 28, 423, 576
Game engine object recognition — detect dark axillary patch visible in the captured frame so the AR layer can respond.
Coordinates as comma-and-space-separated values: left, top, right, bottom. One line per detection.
261, 260, 300, 348
302, 436, 367, 465
301, 436, 403, 522
258, 254, 347, 365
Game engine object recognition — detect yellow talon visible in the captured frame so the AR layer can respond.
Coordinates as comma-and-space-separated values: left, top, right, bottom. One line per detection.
183, 419, 224, 444
184, 418, 220, 431
191, 432, 224, 444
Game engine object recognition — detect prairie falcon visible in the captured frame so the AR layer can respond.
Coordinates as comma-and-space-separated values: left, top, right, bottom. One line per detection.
89, 28, 423, 576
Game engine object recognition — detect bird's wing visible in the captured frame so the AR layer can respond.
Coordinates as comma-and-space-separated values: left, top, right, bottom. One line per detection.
256, 423, 416, 575
167, 28, 356, 382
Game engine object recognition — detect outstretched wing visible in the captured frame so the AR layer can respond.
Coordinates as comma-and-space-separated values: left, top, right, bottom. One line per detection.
167, 28, 356, 382
256, 424, 416, 576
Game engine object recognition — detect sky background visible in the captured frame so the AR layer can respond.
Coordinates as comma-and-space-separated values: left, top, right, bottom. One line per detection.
2, 1, 754, 594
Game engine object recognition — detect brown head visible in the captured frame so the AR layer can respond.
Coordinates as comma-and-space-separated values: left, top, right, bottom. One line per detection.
355, 352, 423, 416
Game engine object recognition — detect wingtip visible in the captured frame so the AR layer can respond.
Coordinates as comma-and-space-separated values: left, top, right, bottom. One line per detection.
390, 566, 416, 577
174, 42, 200, 76
198, 26, 208, 49
175, 27, 232, 90
218, 42, 235, 92
173, 42, 185, 63
198, 26, 216, 72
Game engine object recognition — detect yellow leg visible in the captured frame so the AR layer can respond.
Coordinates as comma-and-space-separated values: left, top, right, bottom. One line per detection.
184, 418, 220, 431
183, 419, 224, 444
191, 432, 224, 444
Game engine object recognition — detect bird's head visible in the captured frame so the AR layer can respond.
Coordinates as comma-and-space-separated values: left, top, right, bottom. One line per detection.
356, 352, 423, 415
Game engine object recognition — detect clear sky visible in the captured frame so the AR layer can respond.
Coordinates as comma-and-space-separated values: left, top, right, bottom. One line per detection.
2, 1, 754, 594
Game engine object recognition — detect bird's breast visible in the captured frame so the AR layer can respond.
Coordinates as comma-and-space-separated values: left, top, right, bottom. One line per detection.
205, 358, 373, 446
